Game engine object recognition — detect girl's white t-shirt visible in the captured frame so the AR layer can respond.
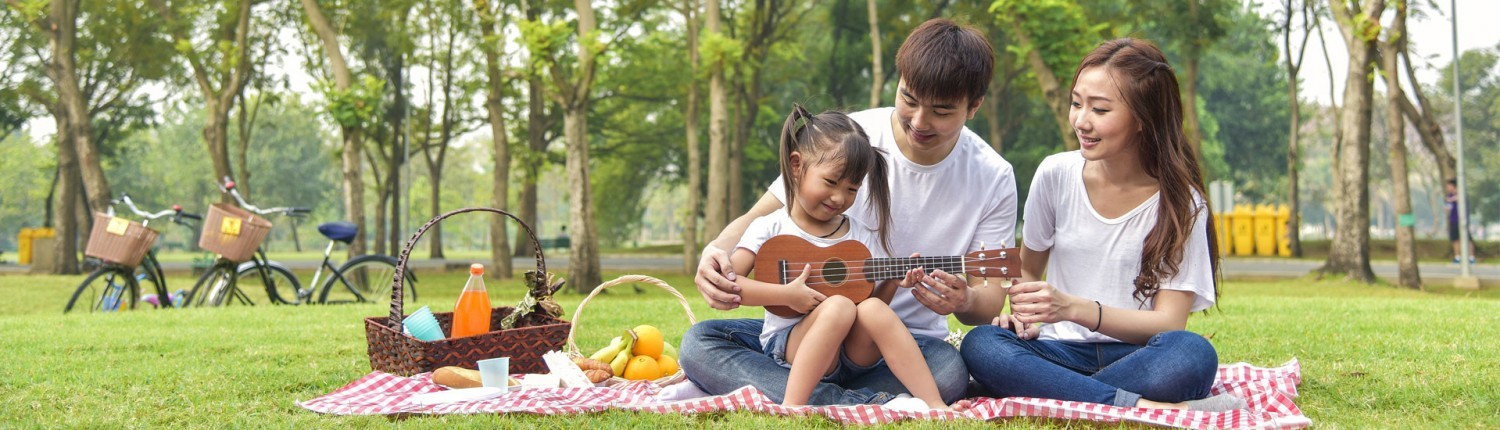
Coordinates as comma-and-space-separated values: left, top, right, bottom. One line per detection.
768, 107, 1018, 340
1023, 151, 1216, 343
736, 210, 888, 347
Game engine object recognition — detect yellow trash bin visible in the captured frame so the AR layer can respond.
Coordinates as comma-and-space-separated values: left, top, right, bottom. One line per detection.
18, 229, 34, 265
1275, 205, 1291, 257
1230, 205, 1255, 256
1254, 205, 1277, 256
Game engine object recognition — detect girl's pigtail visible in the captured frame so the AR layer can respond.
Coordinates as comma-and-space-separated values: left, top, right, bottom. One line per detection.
778, 104, 808, 212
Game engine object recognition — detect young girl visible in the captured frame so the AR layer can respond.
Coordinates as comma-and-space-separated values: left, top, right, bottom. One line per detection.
955, 39, 1245, 411
729, 105, 959, 410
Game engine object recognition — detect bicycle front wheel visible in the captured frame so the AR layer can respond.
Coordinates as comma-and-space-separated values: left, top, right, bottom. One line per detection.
319, 255, 411, 304
236, 263, 301, 305
188, 265, 236, 307
66, 266, 140, 313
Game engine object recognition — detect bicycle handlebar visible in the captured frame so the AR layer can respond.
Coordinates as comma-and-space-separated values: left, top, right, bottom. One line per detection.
218, 176, 306, 217
113, 194, 179, 220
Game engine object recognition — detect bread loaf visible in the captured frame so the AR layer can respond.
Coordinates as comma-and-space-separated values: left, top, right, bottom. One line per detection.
432, 366, 483, 389
583, 369, 612, 384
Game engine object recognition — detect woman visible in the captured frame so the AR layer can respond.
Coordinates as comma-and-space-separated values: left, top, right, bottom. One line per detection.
952, 38, 1243, 411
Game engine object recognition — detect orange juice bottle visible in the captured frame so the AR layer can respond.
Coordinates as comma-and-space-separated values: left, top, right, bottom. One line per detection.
450, 263, 492, 338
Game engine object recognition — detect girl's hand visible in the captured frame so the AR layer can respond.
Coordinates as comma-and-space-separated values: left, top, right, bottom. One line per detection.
991, 313, 1041, 340
897, 261, 925, 289
1006, 281, 1078, 325
786, 264, 826, 314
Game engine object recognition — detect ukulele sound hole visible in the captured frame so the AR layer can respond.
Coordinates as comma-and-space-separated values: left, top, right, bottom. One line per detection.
821, 259, 848, 286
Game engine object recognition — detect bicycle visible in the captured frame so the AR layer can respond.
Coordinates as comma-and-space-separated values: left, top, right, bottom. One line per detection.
65, 195, 201, 313
186, 178, 417, 307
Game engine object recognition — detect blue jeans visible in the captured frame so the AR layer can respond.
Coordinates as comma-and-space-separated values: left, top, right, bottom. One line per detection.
680, 318, 969, 405
960, 326, 1217, 407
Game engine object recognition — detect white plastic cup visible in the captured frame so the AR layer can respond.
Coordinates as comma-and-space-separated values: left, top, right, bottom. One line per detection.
477, 357, 511, 390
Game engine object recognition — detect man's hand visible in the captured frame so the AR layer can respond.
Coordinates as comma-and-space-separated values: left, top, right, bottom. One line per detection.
992, 313, 1041, 340
695, 244, 742, 310
910, 269, 971, 315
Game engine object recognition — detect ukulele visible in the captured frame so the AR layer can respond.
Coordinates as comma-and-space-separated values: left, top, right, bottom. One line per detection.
752, 235, 1021, 318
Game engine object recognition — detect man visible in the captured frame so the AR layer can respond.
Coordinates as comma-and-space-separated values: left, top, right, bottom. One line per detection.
1446, 179, 1476, 263
681, 18, 1017, 405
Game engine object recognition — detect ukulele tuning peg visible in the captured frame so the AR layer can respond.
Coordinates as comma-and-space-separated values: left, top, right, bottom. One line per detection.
999, 250, 1008, 260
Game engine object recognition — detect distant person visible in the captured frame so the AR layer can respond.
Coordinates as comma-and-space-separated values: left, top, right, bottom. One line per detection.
1445, 179, 1476, 263
683, 18, 1017, 406
958, 38, 1244, 412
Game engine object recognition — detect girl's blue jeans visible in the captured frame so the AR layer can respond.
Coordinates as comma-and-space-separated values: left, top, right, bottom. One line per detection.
960, 325, 1218, 407
680, 318, 969, 405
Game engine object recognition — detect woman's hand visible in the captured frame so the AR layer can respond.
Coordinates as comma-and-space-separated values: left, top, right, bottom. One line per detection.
1006, 280, 1080, 325
785, 264, 826, 314
992, 313, 1041, 340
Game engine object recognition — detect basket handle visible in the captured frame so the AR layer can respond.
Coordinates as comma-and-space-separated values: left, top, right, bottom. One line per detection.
565, 275, 698, 355
388, 207, 545, 329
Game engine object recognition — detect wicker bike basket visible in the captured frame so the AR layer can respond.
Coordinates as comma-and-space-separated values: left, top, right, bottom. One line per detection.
566, 275, 697, 387
84, 212, 160, 269
197, 203, 272, 263
364, 207, 571, 376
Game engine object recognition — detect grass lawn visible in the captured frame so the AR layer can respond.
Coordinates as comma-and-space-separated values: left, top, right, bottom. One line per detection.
1, 267, 1496, 428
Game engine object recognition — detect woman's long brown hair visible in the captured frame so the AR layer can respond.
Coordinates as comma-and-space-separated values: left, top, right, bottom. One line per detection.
1071, 39, 1221, 303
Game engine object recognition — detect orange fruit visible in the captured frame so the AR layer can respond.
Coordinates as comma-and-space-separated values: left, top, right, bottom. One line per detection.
623, 355, 662, 381
630, 325, 665, 358
657, 355, 679, 376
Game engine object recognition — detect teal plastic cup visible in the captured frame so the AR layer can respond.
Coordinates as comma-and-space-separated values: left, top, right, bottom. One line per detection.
403, 306, 445, 341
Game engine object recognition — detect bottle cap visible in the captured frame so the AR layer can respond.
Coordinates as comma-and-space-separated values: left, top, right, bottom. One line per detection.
470, 263, 484, 276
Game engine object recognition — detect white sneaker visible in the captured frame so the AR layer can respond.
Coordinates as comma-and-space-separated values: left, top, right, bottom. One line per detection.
882, 393, 932, 412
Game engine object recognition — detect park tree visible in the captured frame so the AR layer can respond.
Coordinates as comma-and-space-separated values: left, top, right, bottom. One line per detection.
521, 0, 647, 292
726, 0, 803, 215
701, 0, 730, 242
1279, 0, 1315, 257
412, 0, 484, 260
991, 0, 1104, 150
300, 0, 377, 258
474, 0, 516, 278
1322, 0, 1385, 283
678, 0, 702, 272
149, 0, 262, 201
1379, 0, 1420, 289
866, 0, 880, 108
1140, 0, 1232, 156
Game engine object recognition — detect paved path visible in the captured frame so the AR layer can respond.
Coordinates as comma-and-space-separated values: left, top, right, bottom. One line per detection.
4, 254, 1494, 286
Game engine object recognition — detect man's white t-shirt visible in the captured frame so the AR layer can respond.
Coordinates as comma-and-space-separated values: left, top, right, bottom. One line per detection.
1022, 151, 1216, 343
736, 210, 888, 347
768, 107, 1018, 340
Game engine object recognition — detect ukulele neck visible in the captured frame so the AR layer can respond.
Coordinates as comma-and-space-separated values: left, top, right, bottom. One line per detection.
863, 256, 964, 281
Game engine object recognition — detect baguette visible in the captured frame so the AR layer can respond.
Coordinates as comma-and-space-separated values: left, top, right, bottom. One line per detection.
432, 366, 484, 389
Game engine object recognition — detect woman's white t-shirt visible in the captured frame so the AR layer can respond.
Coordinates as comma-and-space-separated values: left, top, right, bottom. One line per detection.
1023, 151, 1216, 343
736, 210, 889, 348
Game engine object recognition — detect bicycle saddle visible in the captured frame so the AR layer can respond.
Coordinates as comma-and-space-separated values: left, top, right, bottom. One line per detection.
318, 221, 359, 244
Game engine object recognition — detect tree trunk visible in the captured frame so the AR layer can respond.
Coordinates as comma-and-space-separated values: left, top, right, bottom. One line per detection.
1396, 48, 1457, 184
867, 0, 881, 108
301, 0, 367, 257
203, 98, 236, 194
1286, 77, 1302, 257
559, 0, 603, 293
703, 0, 730, 240
51, 124, 81, 274
682, 0, 702, 273
515, 1, 545, 259
478, 0, 513, 278
1322, 0, 1382, 283
985, 85, 1004, 153
1011, 25, 1077, 150
1181, 54, 1202, 156
1383, 0, 1420, 289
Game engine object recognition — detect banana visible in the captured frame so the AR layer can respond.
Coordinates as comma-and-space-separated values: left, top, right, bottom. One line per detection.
661, 341, 678, 360
589, 336, 626, 362
609, 333, 636, 375
609, 349, 631, 376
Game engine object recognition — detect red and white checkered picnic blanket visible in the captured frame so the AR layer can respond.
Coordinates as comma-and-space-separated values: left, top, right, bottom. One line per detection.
298, 359, 1308, 428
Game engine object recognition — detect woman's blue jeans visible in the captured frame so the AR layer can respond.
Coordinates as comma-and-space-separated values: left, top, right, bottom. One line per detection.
960, 325, 1218, 407
680, 318, 969, 405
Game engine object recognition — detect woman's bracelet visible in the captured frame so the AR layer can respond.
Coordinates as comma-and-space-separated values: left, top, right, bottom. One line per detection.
1092, 300, 1103, 332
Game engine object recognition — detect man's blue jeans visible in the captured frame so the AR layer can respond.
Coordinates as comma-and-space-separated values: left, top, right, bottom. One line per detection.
680, 318, 969, 405
960, 325, 1218, 407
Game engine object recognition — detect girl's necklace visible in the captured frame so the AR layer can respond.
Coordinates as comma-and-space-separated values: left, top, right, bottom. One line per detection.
817, 216, 847, 239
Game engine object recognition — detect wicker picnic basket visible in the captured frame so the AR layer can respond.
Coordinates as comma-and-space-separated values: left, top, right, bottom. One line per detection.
85, 212, 160, 269
197, 203, 272, 263
364, 207, 571, 376
566, 275, 697, 387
